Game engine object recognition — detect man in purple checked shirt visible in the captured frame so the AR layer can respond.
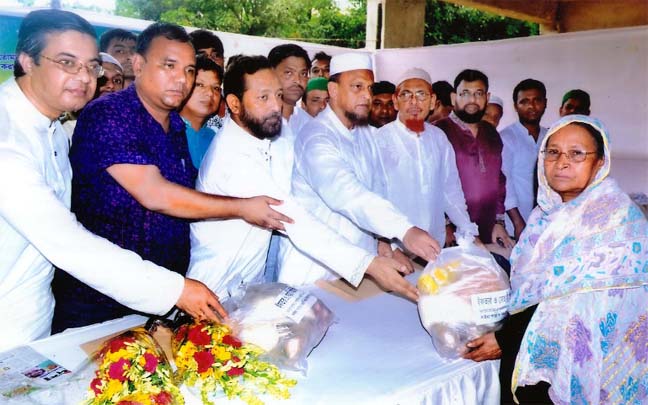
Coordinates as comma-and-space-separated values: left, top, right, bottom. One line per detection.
52, 22, 292, 332
434, 69, 514, 249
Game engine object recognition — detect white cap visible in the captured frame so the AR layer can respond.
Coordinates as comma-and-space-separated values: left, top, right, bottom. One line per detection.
396, 67, 432, 87
329, 52, 373, 76
489, 95, 504, 108
99, 52, 123, 72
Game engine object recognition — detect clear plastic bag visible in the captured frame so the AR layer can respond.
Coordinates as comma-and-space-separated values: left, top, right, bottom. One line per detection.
417, 237, 510, 359
225, 283, 335, 375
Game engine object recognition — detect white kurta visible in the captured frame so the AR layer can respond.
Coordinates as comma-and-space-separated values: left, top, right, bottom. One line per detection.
278, 106, 414, 286
0, 78, 184, 351
373, 118, 478, 244
287, 105, 312, 138
188, 118, 373, 297
500, 121, 548, 233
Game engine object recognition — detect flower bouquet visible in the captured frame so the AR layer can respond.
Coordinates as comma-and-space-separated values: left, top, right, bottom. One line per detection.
172, 318, 296, 405
84, 328, 183, 405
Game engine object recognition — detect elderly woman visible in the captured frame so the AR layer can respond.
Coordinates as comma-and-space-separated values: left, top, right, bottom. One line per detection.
464, 115, 648, 404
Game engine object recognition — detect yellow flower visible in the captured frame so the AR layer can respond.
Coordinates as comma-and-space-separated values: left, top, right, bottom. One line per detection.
213, 346, 232, 362
418, 274, 439, 294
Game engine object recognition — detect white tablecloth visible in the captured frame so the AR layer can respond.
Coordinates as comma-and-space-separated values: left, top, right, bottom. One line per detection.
21, 277, 500, 405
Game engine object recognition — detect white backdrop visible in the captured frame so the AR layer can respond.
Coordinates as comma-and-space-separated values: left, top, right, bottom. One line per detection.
374, 26, 648, 194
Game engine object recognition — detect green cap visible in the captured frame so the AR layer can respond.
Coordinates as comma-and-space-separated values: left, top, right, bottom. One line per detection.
306, 77, 328, 93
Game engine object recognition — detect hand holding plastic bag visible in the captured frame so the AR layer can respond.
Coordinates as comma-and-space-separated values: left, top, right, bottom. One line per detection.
417, 236, 510, 359
225, 283, 335, 374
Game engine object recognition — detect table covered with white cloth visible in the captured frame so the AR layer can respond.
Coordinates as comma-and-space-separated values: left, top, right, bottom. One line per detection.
23, 274, 500, 405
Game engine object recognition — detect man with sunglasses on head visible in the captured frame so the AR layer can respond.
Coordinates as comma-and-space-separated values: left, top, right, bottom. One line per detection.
373, 68, 478, 265
435, 69, 514, 250
0, 10, 230, 352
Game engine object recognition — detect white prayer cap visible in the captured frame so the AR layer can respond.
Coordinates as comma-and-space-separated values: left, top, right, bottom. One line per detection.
99, 52, 123, 72
489, 95, 504, 108
396, 67, 432, 87
329, 52, 373, 76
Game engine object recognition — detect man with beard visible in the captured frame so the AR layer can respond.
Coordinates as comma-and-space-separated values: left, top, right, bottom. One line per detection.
0, 10, 227, 350
179, 55, 223, 169
277, 53, 440, 292
187, 55, 415, 301
435, 69, 513, 247
52, 23, 292, 331
99, 28, 136, 88
369, 80, 397, 128
268, 44, 312, 138
373, 68, 478, 256
500, 78, 548, 239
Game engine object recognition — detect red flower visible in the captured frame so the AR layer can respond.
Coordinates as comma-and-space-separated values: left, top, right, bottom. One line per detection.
222, 335, 242, 348
108, 358, 130, 382
227, 366, 245, 377
109, 336, 135, 353
232, 356, 241, 363
187, 325, 211, 346
143, 352, 158, 373
193, 350, 215, 373
90, 377, 103, 395
153, 391, 173, 405
175, 325, 188, 342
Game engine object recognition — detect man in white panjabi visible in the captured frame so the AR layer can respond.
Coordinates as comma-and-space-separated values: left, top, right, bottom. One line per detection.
188, 55, 418, 301
277, 53, 441, 287
0, 9, 224, 352
373, 68, 478, 252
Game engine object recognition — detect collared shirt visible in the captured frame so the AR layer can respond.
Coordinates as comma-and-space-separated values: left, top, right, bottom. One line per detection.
188, 118, 373, 297
374, 118, 478, 244
183, 118, 217, 170
277, 106, 413, 286
435, 112, 506, 243
0, 78, 183, 351
500, 121, 548, 231
53, 85, 196, 329
287, 104, 312, 138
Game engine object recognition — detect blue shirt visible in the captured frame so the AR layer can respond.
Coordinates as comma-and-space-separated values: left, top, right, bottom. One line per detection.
52, 85, 197, 330
183, 118, 217, 169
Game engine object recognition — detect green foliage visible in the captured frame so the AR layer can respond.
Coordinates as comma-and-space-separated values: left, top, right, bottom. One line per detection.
114, 0, 535, 49
424, 0, 538, 46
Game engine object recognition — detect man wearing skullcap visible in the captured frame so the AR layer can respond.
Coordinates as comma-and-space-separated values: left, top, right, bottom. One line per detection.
373, 68, 478, 255
369, 80, 397, 128
277, 53, 441, 300
559, 89, 590, 116
482, 94, 503, 129
301, 77, 329, 117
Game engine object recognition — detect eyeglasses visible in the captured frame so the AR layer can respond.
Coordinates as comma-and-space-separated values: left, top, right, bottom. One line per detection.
542, 149, 598, 162
397, 90, 430, 102
40, 54, 104, 78
457, 89, 486, 99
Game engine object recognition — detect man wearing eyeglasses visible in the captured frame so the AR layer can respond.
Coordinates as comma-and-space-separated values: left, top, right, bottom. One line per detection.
52, 22, 291, 331
0, 9, 231, 351
500, 78, 548, 240
373, 68, 478, 261
435, 69, 514, 249
277, 53, 440, 295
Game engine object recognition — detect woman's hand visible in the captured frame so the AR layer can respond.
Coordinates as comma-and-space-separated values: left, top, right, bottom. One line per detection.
462, 332, 502, 362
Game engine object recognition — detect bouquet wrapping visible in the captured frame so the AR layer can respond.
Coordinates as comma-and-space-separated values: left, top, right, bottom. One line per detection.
417, 237, 510, 359
83, 327, 183, 405
226, 283, 335, 374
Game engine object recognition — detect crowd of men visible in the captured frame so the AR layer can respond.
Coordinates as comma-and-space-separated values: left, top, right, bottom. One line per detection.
0, 9, 593, 352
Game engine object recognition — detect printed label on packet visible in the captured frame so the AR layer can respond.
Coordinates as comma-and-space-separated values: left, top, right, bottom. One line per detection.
273, 287, 317, 323
470, 289, 510, 325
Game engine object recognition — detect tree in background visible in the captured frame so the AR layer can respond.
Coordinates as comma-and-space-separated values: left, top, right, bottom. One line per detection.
425, 0, 538, 46
114, 0, 535, 49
